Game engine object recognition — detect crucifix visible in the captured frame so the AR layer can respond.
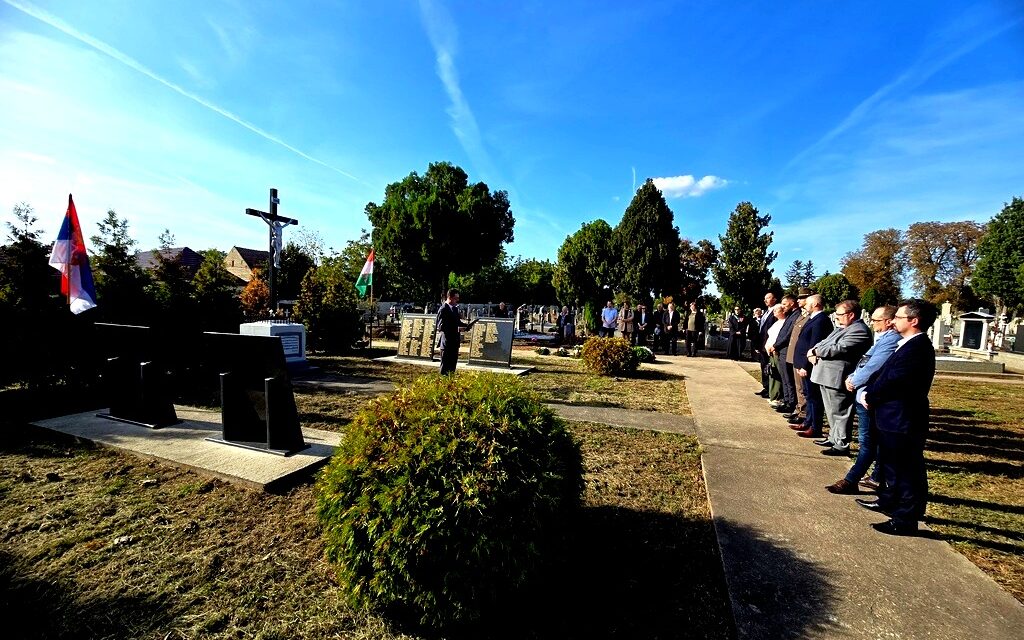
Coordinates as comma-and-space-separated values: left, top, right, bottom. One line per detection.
246, 187, 298, 311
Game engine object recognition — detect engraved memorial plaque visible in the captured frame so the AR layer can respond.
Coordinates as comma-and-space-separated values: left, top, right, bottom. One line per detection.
467, 318, 514, 368
396, 313, 437, 361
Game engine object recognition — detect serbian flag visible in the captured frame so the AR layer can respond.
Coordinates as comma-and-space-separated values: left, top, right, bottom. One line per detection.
355, 248, 374, 297
48, 194, 97, 314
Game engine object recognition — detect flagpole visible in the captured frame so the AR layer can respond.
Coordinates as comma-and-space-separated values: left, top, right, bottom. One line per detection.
66, 194, 73, 307
368, 248, 374, 353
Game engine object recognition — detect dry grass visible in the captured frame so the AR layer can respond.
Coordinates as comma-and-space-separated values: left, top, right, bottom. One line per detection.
0, 421, 731, 639
925, 378, 1024, 602
513, 353, 691, 416
0, 346, 730, 638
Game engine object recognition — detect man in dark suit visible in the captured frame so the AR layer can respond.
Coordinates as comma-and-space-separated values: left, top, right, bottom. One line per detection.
436, 288, 470, 375
766, 294, 799, 412
756, 292, 778, 397
634, 303, 652, 347
857, 299, 937, 536
663, 302, 681, 355
792, 295, 832, 438
727, 305, 748, 360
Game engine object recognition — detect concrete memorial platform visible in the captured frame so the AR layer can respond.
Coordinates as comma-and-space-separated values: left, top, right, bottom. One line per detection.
30, 406, 340, 492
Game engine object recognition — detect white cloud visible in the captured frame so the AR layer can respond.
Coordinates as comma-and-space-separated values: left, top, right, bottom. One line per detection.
652, 174, 729, 198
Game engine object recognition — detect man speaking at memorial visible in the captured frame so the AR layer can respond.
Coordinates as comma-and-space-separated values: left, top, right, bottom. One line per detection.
436, 289, 470, 375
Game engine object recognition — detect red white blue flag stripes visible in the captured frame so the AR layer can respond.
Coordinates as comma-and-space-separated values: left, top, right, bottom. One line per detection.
48, 194, 97, 314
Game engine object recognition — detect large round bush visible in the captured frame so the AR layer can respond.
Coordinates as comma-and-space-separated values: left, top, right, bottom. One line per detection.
315, 373, 583, 627
580, 337, 640, 375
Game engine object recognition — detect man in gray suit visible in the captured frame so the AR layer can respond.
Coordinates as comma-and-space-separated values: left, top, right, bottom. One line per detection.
807, 300, 872, 456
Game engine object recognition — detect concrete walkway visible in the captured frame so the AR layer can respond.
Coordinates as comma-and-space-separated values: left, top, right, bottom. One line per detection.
654, 354, 1024, 640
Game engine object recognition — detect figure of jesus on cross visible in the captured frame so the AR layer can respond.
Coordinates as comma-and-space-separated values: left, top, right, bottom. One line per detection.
246, 187, 298, 311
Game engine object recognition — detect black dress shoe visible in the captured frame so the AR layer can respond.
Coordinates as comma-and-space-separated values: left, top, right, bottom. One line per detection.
856, 498, 892, 515
821, 447, 851, 457
813, 439, 832, 446
871, 519, 917, 536
755, 390, 768, 397
783, 412, 799, 420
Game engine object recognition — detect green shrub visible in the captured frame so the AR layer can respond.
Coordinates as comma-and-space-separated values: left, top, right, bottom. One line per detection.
633, 345, 655, 363
315, 373, 583, 628
535, 346, 551, 355
580, 337, 640, 376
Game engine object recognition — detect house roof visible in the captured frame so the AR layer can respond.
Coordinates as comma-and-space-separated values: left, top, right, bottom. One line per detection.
231, 246, 269, 268
136, 247, 204, 275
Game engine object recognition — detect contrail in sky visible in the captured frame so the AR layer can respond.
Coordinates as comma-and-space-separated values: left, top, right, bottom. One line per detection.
4, 0, 362, 183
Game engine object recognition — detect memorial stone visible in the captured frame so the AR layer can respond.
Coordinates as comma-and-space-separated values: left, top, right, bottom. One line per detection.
395, 313, 438, 361
467, 318, 515, 368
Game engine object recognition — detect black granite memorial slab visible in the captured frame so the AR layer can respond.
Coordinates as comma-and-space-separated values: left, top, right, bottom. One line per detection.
203, 332, 308, 456
94, 322, 180, 429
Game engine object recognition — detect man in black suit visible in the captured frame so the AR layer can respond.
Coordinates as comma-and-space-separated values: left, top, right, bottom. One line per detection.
756, 292, 778, 397
663, 302, 681, 355
857, 299, 937, 536
766, 294, 799, 412
792, 295, 832, 438
634, 303, 652, 347
436, 288, 470, 375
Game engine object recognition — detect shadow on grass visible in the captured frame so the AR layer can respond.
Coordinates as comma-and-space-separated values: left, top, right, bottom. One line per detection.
407, 511, 836, 640
926, 458, 1024, 479
928, 493, 1024, 516
0, 550, 174, 640
923, 515, 1024, 542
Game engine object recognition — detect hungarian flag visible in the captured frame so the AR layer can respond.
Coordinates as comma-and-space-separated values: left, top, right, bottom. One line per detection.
355, 248, 374, 297
48, 194, 97, 314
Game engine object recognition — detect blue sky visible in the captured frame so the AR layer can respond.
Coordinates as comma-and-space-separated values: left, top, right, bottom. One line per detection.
2, 0, 1023, 281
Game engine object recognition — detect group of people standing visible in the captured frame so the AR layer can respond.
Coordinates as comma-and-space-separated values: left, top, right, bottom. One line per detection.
598, 300, 707, 356
751, 288, 938, 536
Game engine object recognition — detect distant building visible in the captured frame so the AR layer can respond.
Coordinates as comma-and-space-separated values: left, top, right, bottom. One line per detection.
224, 246, 269, 283
135, 247, 204, 278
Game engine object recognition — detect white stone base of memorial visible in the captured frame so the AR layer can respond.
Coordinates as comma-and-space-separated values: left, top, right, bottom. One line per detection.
239, 322, 307, 365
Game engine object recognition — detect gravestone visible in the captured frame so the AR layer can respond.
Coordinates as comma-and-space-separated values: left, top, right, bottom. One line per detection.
957, 310, 994, 351
1014, 325, 1024, 353
239, 321, 306, 366
203, 332, 307, 456
467, 318, 515, 368
395, 313, 438, 361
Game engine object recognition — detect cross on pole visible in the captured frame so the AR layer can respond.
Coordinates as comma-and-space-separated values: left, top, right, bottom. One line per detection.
245, 187, 298, 312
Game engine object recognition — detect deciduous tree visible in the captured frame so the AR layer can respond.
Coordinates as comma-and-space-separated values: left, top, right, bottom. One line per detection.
678, 238, 718, 304
905, 221, 985, 308
711, 202, 776, 311
840, 229, 905, 305
366, 162, 514, 299
553, 219, 615, 308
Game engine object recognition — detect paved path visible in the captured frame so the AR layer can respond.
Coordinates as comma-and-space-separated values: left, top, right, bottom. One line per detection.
655, 354, 1024, 640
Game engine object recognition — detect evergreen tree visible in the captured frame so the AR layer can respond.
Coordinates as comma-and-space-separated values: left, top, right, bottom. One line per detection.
973, 197, 1024, 313
89, 209, 152, 323
784, 260, 805, 294
711, 202, 777, 311
612, 179, 681, 301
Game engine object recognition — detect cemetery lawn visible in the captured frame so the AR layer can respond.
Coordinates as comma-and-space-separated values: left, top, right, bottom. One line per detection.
512, 352, 691, 415
925, 378, 1024, 603
0, 421, 731, 639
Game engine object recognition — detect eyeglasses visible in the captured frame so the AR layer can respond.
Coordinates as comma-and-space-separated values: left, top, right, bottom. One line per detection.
870, 317, 886, 322
894, 314, 910, 319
